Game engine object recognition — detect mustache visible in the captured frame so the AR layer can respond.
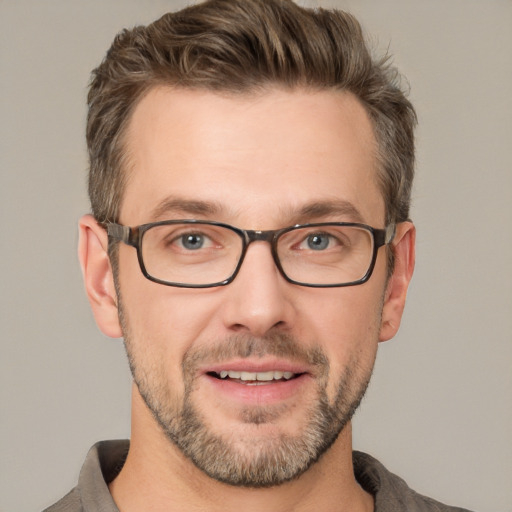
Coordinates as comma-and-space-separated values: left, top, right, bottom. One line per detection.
182, 332, 329, 374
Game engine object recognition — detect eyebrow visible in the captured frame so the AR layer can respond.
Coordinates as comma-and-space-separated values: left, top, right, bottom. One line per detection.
149, 196, 364, 224
150, 196, 226, 220
294, 200, 364, 224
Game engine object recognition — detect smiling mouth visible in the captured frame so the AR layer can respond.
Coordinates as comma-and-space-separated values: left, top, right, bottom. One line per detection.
207, 370, 302, 386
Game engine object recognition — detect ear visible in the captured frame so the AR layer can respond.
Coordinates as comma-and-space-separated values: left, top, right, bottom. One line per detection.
78, 214, 122, 338
379, 221, 416, 342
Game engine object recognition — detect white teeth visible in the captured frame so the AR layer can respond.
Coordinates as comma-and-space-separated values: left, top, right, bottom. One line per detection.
256, 371, 275, 381
217, 370, 297, 381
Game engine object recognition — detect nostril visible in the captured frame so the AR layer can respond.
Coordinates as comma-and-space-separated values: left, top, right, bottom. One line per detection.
230, 323, 248, 333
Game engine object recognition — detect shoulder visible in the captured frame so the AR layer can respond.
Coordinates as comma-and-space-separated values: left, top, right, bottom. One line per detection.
43, 488, 82, 512
41, 440, 128, 512
353, 451, 475, 512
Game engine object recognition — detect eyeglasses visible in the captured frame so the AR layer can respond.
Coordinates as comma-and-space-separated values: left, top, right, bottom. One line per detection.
107, 220, 396, 288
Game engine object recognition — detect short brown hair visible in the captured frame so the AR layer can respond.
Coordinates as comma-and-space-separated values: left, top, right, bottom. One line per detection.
87, 0, 416, 226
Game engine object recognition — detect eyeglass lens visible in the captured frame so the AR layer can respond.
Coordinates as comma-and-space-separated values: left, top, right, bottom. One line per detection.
140, 223, 375, 287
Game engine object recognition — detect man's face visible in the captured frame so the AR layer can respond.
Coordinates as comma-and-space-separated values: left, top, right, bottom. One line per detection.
114, 87, 391, 486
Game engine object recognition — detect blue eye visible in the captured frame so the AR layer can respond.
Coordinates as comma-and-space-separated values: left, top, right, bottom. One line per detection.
180, 233, 206, 250
306, 234, 330, 250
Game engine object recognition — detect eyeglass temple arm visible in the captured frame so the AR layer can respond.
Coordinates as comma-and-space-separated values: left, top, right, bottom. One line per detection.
385, 223, 396, 244
107, 223, 134, 245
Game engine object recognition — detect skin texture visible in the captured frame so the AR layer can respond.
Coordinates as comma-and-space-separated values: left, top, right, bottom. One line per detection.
79, 87, 415, 512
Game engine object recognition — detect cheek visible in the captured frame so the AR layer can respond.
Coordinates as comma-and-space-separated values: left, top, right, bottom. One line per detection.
119, 288, 221, 403
118, 253, 225, 358
300, 284, 384, 339
299, 286, 383, 390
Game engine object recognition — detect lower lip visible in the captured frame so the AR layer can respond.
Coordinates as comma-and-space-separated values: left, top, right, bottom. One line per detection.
203, 374, 311, 404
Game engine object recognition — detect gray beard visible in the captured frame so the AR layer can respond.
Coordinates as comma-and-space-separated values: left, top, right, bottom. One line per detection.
122, 329, 375, 488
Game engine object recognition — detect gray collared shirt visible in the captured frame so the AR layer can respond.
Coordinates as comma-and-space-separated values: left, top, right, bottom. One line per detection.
43, 440, 474, 512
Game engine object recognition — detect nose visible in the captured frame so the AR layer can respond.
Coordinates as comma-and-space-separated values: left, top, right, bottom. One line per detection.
220, 242, 296, 337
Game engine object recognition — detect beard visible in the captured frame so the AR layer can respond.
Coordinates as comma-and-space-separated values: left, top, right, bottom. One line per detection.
117, 291, 377, 487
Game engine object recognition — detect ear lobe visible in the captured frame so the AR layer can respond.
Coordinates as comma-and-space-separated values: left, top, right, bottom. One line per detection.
379, 222, 416, 342
78, 214, 122, 338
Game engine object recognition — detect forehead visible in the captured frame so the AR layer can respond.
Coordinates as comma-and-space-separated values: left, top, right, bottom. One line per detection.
120, 87, 383, 226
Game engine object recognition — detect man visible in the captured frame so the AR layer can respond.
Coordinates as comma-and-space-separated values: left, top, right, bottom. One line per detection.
45, 1, 472, 510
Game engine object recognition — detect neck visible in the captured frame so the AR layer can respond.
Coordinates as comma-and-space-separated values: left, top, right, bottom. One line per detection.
109, 385, 373, 512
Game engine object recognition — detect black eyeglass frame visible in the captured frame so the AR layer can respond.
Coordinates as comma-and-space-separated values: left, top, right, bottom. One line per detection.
107, 220, 396, 289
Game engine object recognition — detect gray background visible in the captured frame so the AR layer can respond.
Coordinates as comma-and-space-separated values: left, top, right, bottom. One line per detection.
1, 1, 511, 511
